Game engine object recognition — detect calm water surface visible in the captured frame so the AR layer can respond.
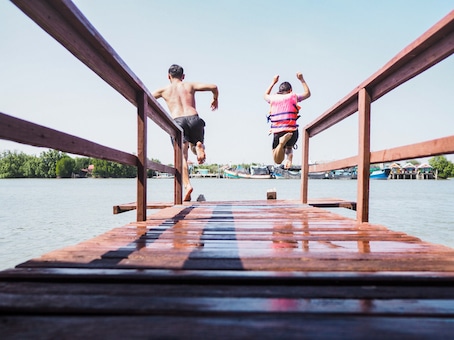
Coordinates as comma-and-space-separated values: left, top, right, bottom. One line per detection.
1, 178, 453, 270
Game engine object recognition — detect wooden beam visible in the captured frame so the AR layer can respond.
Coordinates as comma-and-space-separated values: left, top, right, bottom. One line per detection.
136, 91, 147, 222
0, 112, 136, 165
113, 202, 173, 214
305, 10, 454, 137
301, 129, 309, 203
147, 160, 176, 175
173, 129, 183, 205
307, 135, 454, 173
370, 135, 454, 163
309, 156, 358, 173
12, 0, 181, 139
357, 88, 371, 223
12, 0, 141, 106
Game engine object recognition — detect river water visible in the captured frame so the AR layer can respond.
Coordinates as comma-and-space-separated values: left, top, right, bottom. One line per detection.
1, 178, 453, 270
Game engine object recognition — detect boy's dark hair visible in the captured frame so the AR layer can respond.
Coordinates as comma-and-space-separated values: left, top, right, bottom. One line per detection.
278, 81, 292, 94
168, 64, 184, 79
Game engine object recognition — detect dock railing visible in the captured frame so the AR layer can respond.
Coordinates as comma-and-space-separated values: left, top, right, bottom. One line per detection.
2, 2, 453, 224
301, 10, 454, 223
0, 0, 184, 221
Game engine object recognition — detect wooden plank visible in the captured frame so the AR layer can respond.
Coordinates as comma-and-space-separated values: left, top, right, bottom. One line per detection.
114, 199, 356, 214
357, 88, 371, 222
2, 200, 454, 338
0, 112, 137, 165
113, 202, 174, 214
1, 315, 453, 339
136, 91, 148, 221
1, 284, 453, 315
17, 201, 454, 272
12, 0, 181, 137
307, 199, 356, 210
308, 135, 454, 173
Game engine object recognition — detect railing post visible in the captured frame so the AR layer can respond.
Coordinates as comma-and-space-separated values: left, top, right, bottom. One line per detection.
136, 91, 147, 221
301, 128, 310, 203
357, 88, 371, 223
173, 130, 183, 205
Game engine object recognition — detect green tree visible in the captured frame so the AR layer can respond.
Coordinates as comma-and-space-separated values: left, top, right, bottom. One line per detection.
22, 155, 41, 178
0, 150, 27, 178
429, 155, 454, 179
56, 157, 75, 178
74, 157, 91, 174
38, 149, 66, 178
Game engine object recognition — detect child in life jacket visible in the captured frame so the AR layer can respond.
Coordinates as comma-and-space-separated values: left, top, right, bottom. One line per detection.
264, 73, 311, 168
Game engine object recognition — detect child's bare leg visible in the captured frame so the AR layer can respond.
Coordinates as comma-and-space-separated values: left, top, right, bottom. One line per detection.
284, 148, 293, 169
182, 143, 193, 201
195, 141, 206, 164
273, 133, 292, 164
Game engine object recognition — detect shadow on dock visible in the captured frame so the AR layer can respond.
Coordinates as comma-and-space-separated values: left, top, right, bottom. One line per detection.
1, 201, 454, 338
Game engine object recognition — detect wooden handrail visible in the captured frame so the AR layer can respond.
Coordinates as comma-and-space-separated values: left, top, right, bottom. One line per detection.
305, 10, 454, 138
5, 0, 184, 220
0, 112, 137, 165
301, 10, 454, 223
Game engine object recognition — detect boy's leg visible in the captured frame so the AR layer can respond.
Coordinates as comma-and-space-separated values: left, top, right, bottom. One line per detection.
284, 147, 294, 169
195, 141, 206, 164
272, 132, 292, 164
182, 142, 193, 201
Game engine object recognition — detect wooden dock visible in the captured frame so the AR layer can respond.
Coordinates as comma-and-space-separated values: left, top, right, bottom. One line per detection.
1, 200, 454, 338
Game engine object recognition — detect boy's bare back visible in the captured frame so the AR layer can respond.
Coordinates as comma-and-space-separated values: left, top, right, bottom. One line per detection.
153, 81, 218, 119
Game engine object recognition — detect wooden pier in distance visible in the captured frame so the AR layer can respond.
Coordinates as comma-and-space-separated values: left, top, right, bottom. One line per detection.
1, 200, 454, 338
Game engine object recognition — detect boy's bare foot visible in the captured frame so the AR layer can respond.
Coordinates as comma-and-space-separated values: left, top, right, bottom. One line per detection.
195, 141, 206, 164
184, 185, 193, 202
284, 160, 292, 169
279, 132, 292, 146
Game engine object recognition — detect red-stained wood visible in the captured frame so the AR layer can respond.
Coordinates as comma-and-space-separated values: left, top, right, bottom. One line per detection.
1, 200, 454, 338
136, 91, 148, 221
304, 10, 454, 138
8, 0, 184, 212
13, 201, 454, 272
357, 88, 371, 222
309, 135, 454, 173
0, 112, 137, 166
300, 129, 310, 203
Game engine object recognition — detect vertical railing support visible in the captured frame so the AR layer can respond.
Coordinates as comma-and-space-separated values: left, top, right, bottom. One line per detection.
301, 128, 310, 203
136, 91, 148, 221
173, 130, 183, 205
357, 88, 371, 223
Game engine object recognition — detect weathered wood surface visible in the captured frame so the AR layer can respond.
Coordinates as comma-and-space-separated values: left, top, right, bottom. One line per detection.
1, 200, 454, 338
113, 198, 357, 214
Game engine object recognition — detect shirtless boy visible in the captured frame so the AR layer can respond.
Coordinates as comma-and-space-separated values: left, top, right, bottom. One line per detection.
153, 64, 218, 201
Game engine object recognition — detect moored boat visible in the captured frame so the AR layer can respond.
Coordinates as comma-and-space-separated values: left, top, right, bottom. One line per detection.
224, 166, 272, 179
370, 168, 391, 179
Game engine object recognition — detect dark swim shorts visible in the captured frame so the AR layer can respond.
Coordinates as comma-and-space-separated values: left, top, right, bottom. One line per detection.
272, 130, 299, 149
174, 115, 206, 144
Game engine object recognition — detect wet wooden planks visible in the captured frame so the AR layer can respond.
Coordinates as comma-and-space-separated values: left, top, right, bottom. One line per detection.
18, 200, 454, 272
1, 200, 454, 338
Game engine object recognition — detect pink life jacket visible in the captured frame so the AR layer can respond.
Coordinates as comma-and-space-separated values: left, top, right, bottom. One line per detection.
268, 93, 300, 133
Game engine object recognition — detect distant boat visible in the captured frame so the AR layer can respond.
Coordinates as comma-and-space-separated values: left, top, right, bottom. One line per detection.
370, 168, 391, 179
224, 168, 241, 179
224, 166, 272, 179
250, 166, 272, 179
273, 166, 301, 179
308, 171, 330, 179
329, 168, 357, 180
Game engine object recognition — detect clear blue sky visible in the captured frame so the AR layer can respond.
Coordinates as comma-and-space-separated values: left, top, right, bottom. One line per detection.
1, 1, 453, 165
